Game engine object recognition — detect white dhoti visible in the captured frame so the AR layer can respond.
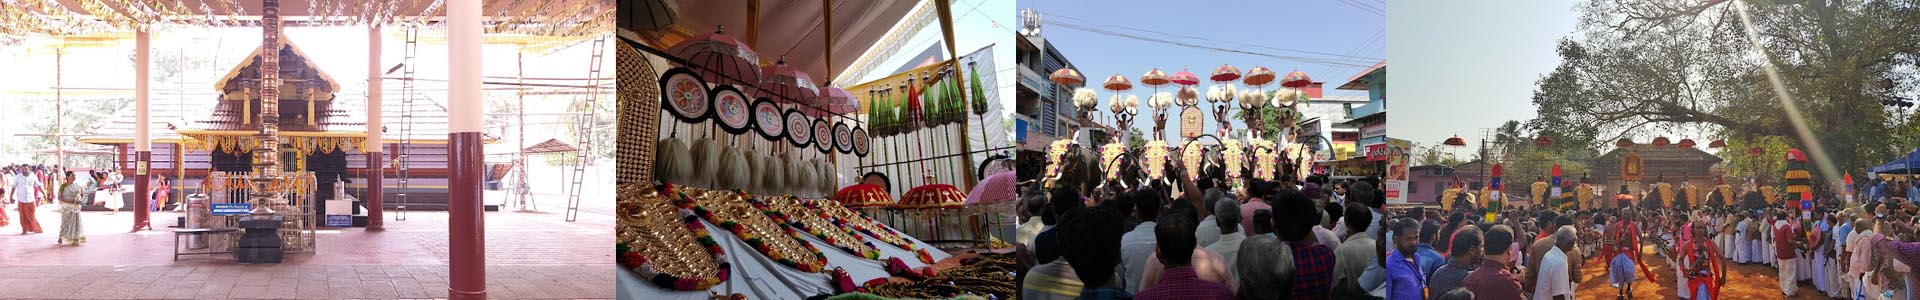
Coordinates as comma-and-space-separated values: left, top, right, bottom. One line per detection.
1814, 252, 1828, 292
1780, 257, 1799, 295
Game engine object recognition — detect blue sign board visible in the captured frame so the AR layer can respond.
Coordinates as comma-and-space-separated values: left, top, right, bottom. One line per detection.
1802, 200, 1813, 210
210, 203, 252, 215
326, 215, 352, 227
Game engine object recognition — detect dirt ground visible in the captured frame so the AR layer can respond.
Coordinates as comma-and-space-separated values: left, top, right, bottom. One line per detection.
1575, 244, 1834, 300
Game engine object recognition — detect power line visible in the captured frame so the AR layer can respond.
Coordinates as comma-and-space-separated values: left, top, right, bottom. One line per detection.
1046, 21, 1375, 68
1043, 12, 1383, 61
1336, 0, 1386, 16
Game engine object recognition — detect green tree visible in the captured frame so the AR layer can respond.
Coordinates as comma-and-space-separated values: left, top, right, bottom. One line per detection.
1529, 0, 1920, 173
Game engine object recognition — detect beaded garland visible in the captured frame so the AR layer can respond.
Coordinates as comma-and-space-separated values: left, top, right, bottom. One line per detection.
683, 189, 829, 273
616, 183, 731, 291
806, 197, 937, 264
752, 195, 884, 260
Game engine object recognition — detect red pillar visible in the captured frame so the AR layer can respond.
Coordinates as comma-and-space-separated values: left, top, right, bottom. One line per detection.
447, 0, 486, 298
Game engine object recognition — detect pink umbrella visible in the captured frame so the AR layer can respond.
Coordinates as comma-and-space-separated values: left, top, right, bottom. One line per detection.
1102, 74, 1133, 91
1243, 66, 1275, 86
1169, 68, 1200, 86
758, 57, 817, 103
1209, 64, 1241, 83
965, 171, 1017, 205
1280, 70, 1313, 88
816, 86, 858, 115
668, 26, 761, 86
1140, 68, 1171, 87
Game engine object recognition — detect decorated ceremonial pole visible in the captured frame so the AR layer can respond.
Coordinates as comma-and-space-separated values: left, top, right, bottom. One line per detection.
446, 0, 488, 298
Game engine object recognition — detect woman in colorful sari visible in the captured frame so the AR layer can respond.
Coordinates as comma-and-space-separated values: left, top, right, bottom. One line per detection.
57, 171, 93, 245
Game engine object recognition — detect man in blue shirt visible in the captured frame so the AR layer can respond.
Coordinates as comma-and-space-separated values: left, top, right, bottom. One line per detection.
1417, 220, 1448, 277
1383, 218, 1426, 300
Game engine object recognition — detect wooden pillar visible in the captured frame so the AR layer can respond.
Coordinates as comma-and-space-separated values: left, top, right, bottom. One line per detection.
133, 28, 153, 232
366, 24, 386, 231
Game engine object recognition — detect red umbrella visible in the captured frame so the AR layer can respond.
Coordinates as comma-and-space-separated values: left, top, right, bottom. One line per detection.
1280, 70, 1313, 87
816, 86, 857, 115
1677, 138, 1697, 148
1243, 66, 1275, 86
1050, 68, 1085, 87
1210, 64, 1241, 83
1102, 74, 1133, 91
1708, 140, 1727, 148
758, 58, 817, 103
834, 184, 894, 208
1140, 68, 1171, 87
1534, 135, 1554, 147
1169, 68, 1200, 86
1652, 137, 1672, 146
1617, 138, 1635, 148
668, 26, 762, 86
1443, 135, 1467, 147
900, 184, 966, 209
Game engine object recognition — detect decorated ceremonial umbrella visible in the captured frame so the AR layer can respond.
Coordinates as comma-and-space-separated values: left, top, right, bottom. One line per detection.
816, 86, 857, 115
1535, 135, 1554, 147
1709, 140, 1727, 148
1169, 68, 1201, 86
1050, 68, 1085, 87
1280, 70, 1313, 88
1652, 137, 1672, 146
1677, 138, 1697, 148
758, 58, 818, 103
834, 184, 895, 208
1103, 74, 1133, 91
1785, 148, 1813, 197
1210, 64, 1242, 83
668, 26, 761, 86
1243, 66, 1276, 87
1141, 68, 1171, 87
1444, 135, 1468, 147
965, 171, 1017, 206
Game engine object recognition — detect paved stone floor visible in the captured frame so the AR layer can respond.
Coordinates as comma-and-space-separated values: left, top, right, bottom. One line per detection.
0, 191, 616, 299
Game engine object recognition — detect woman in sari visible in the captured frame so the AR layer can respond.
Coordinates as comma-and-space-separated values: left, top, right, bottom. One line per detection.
57, 171, 93, 245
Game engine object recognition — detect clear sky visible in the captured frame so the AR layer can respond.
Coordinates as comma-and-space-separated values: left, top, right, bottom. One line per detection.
1387, 0, 1578, 154
1019, 0, 1386, 138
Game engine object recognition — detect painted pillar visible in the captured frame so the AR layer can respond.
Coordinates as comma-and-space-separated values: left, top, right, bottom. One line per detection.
133, 28, 152, 232
446, 0, 488, 298
366, 24, 386, 231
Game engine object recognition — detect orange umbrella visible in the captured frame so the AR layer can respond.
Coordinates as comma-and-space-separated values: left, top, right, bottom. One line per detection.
1103, 74, 1133, 91
1141, 68, 1171, 87
1050, 68, 1085, 87
1243, 66, 1275, 86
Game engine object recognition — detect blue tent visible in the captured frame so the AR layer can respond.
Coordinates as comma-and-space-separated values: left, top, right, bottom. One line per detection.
1869, 147, 1920, 174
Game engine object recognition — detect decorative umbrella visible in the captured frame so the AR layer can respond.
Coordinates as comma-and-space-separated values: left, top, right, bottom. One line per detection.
1652, 137, 1672, 146
1140, 68, 1171, 87
965, 171, 1017, 206
1210, 64, 1241, 83
1280, 70, 1313, 87
1677, 138, 1697, 148
1708, 140, 1727, 148
1243, 66, 1276, 86
1784, 149, 1812, 195
1050, 68, 1085, 87
758, 58, 817, 103
1534, 135, 1554, 147
834, 184, 894, 208
817, 86, 857, 115
1443, 135, 1468, 147
1102, 74, 1133, 91
668, 26, 761, 86
1616, 138, 1636, 148
900, 184, 966, 209
626, 0, 680, 31
1169, 68, 1200, 86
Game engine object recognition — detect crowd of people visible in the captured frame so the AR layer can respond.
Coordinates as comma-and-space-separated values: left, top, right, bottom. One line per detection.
1, 164, 145, 245
1011, 149, 1920, 300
